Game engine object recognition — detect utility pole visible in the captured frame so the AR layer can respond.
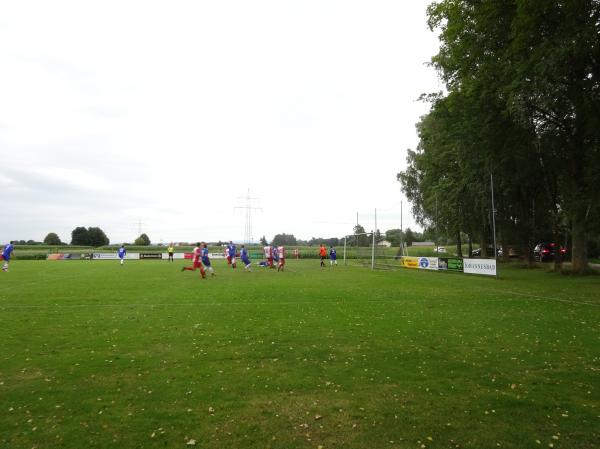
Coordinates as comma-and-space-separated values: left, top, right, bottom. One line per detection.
490, 173, 498, 278
235, 189, 262, 243
435, 195, 439, 255
400, 200, 406, 257
134, 220, 144, 236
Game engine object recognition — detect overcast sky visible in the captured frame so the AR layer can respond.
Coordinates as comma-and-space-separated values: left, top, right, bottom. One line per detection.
0, 0, 442, 244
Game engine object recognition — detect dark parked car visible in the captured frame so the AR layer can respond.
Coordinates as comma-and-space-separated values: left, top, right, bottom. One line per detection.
533, 242, 566, 262
471, 247, 502, 258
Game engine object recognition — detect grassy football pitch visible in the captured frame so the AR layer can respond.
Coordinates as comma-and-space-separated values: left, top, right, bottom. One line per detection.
0, 260, 598, 449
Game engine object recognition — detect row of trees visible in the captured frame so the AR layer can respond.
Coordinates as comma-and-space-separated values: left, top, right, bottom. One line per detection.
398, 1, 600, 273
30, 229, 421, 248
266, 226, 425, 248
37, 229, 152, 247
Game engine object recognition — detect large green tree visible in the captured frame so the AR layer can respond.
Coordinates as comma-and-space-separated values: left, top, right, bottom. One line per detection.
87, 227, 109, 247
385, 229, 403, 247
70, 226, 109, 247
134, 233, 151, 246
505, 0, 600, 272
402, 0, 599, 272
71, 227, 89, 245
271, 233, 298, 246
349, 224, 370, 247
43, 232, 62, 245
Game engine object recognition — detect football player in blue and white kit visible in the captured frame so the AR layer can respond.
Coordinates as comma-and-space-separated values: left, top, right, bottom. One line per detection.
240, 245, 252, 271
201, 243, 216, 276
272, 244, 279, 267
2, 241, 15, 272
329, 246, 337, 266
228, 241, 237, 268
118, 244, 126, 265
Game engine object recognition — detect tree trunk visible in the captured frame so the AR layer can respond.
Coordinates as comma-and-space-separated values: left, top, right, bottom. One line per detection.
456, 231, 463, 258
553, 229, 564, 272
480, 233, 488, 259
571, 215, 588, 274
522, 239, 535, 268
468, 235, 473, 258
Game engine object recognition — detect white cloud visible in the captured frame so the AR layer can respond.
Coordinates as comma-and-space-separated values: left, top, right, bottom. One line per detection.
0, 0, 440, 243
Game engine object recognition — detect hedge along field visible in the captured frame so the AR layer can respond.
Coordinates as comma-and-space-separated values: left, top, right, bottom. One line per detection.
0, 260, 598, 449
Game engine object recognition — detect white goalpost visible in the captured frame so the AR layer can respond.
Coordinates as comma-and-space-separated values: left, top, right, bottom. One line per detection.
343, 231, 374, 268
343, 207, 406, 270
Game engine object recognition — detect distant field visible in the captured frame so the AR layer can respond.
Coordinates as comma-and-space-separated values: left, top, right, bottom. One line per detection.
10, 244, 465, 260
0, 260, 598, 448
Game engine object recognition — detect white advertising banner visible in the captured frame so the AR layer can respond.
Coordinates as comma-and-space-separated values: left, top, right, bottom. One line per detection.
463, 258, 497, 276
91, 253, 140, 260
418, 257, 439, 270
92, 253, 120, 260
163, 253, 186, 260
209, 253, 226, 259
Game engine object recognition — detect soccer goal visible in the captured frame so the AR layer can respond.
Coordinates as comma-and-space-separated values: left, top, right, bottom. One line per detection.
344, 208, 408, 270
342, 232, 402, 270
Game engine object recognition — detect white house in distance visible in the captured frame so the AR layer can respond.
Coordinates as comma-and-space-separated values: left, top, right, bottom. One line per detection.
377, 240, 392, 247
412, 241, 435, 247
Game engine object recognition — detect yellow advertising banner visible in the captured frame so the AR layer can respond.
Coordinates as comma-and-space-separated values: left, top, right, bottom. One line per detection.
400, 256, 420, 269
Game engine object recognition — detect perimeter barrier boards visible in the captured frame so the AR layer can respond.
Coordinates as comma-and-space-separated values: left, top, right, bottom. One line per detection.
463, 258, 497, 276
397, 256, 496, 277
139, 253, 162, 259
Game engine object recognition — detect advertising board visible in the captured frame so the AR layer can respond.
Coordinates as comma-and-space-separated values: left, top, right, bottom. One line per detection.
93, 253, 120, 260
183, 252, 225, 260
165, 253, 185, 260
418, 257, 439, 270
64, 253, 81, 260
463, 258, 497, 276
400, 256, 420, 269
438, 257, 463, 272
139, 253, 162, 260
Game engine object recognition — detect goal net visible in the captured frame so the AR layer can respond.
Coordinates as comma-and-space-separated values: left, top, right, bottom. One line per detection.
343, 232, 404, 270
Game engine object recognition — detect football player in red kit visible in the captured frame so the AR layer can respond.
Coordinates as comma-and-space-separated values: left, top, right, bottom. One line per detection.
181, 243, 206, 278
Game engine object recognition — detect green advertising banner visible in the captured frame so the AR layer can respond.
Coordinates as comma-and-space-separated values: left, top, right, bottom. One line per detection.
438, 257, 463, 272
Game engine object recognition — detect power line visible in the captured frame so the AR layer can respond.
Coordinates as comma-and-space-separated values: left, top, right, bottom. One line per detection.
234, 189, 262, 243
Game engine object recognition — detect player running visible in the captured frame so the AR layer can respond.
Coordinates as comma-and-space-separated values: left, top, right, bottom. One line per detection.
228, 241, 237, 268
319, 244, 327, 267
181, 243, 206, 278
2, 241, 14, 272
272, 244, 279, 268
118, 244, 126, 265
225, 245, 231, 266
329, 246, 337, 266
277, 245, 286, 272
240, 245, 252, 271
263, 245, 273, 268
201, 243, 216, 276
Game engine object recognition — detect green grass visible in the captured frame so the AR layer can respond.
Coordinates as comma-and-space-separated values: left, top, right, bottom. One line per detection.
0, 260, 598, 449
